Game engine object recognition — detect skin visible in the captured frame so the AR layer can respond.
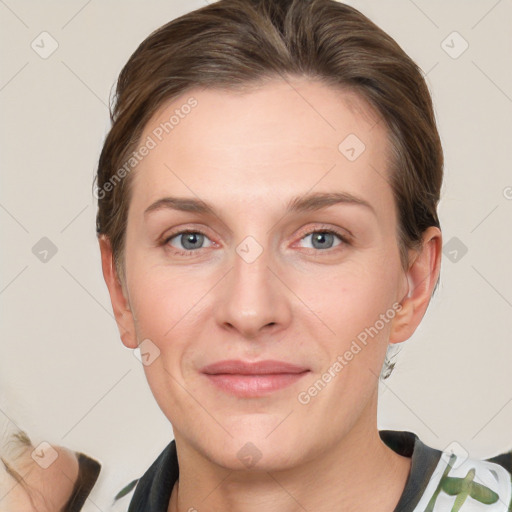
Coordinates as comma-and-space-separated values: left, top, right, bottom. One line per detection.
100, 77, 442, 512
0, 445, 79, 512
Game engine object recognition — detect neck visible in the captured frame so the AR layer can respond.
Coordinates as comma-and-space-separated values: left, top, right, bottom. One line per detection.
168, 395, 411, 512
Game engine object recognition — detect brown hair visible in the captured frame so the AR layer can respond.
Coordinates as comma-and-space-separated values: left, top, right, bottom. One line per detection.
95, 0, 442, 295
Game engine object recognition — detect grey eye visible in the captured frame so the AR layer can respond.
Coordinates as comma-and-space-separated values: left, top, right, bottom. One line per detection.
167, 231, 213, 252
300, 231, 342, 250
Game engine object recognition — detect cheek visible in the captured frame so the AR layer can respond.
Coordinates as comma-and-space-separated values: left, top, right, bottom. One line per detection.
127, 267, 201, 416
131, 276, 185, 339
294, 258, 399, 334
127, 261, 209, 357
291, 262, 400, 393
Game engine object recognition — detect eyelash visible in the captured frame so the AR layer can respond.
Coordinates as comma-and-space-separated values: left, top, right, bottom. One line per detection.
161, 225, 351, 257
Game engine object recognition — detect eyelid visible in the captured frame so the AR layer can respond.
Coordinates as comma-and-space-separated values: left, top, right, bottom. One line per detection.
162, 227, 217, 248
161, 223, 216, 242
295, 223, 352, 242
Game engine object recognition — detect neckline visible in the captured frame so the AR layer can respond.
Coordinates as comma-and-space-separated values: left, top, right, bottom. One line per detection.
379, 430, 442, 512
129, 430, 442, 512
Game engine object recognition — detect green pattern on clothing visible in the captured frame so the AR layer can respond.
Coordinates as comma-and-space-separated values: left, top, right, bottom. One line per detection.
114, 478, 140, 501
425, 454, 500, 511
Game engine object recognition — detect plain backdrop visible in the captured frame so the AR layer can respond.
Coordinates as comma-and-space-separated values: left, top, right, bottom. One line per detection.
1, 0, 511, 510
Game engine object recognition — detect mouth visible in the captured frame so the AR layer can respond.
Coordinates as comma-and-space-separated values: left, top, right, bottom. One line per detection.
200, 359, 310, 398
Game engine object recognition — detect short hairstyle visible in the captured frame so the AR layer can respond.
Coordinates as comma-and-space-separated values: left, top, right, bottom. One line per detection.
94, 0, 444, 378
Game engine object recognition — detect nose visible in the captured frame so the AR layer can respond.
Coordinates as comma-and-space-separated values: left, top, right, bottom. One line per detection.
214, 239, 292, 340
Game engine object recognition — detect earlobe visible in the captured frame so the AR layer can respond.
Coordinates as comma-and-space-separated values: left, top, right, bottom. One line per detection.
98, 235, 138, 349
389, 226, 442, 344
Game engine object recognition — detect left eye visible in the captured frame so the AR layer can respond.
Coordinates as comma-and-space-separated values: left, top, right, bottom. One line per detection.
298, 230, 344, 251
166, 231, 213, 253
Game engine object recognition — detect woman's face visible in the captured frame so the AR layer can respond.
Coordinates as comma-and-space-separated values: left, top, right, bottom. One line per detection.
109, 78, 419, 470
0, 445, 79, 512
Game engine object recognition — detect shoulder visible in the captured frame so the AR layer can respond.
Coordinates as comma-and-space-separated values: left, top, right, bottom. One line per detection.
380, 430, 512, 511
411, 450, 512, 512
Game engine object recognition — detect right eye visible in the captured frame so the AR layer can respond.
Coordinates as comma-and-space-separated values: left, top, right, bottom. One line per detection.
163, 230, 214, 255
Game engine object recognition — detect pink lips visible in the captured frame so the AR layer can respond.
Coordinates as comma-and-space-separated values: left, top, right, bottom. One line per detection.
201, 360, 310, 397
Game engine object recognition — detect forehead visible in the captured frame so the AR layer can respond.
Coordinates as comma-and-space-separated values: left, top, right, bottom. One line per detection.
0, 445, 79, 512
130, 78, 393, 218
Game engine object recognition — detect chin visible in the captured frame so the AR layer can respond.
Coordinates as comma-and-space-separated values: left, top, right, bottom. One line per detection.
210, 442, 304, 473
201, 426, 305, 472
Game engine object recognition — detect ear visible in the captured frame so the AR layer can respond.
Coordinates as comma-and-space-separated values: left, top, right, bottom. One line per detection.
98, 235, 138, 349
389, 226, 442, 344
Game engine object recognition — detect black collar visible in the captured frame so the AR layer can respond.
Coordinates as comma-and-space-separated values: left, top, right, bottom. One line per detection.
128, 430, 442, 512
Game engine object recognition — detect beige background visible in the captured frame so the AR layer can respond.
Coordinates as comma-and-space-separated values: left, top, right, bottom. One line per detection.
1, 0, 511, 509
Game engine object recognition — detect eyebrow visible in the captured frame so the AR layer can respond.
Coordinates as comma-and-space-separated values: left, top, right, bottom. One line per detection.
143, 191, 376, 217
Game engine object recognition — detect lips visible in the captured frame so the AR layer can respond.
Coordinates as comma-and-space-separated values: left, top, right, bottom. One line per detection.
200, 359, 309, 375
200, 360, 310, 397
